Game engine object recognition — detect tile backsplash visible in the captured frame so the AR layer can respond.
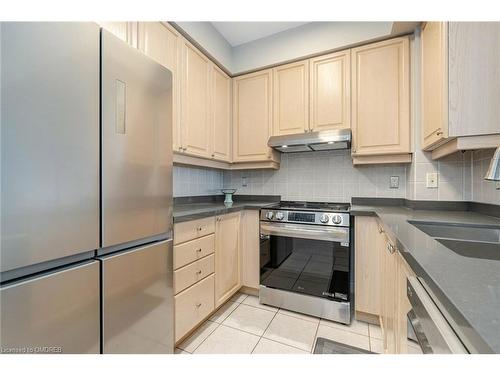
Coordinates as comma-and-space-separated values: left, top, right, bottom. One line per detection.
223, 150, 406, 203
173, 166, 224, 197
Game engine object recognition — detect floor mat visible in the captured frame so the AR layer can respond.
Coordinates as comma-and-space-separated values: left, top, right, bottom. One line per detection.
313, 337, 375, 354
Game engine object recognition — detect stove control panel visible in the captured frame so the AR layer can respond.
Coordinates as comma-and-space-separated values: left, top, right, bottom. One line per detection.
260, 209, 350, 227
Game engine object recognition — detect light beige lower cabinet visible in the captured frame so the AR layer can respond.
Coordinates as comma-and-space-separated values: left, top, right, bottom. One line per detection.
355, 215, 420, 354
173, 210, 261, 343
354, 216, 381, 321
214, 212, 241, 307
240, 210, 261, 290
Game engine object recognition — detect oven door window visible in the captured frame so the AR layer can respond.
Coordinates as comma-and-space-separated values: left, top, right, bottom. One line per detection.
260, 236, 349, 301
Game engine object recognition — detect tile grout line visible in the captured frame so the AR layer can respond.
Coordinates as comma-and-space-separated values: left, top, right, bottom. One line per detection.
184, 294, 248, 354
251, 308, 280, 354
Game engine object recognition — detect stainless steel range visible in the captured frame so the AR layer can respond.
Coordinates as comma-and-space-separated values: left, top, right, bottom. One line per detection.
259, 201, 352, 324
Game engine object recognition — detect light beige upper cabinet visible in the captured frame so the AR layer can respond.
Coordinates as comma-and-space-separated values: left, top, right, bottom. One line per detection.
98, 22, 138, 47
310, 50, 351, 131
233, 69, 275, 162
211, 65, 232, 162
351, 37, 411, 165
354, 217, 381, 320
421, 22, 448, 150
273, 60, 309, 136
180, 40, 211, 158
422, 22, 500, 158
138, 22, 182, 153
214, 212, 241, 308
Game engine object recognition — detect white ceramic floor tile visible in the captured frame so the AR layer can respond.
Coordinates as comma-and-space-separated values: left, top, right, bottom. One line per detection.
174, 348, 190, 354
278, 308, 320, 324
368, 324, 382, 339
315, 325, 370, 351
177, 321, 219, 353
369, 337, 384, 354
229, 292, 248, 303
208, 301, 239, 323
193, 325, 260, 354
241, 295, 278, 312
320, 318, 369, 336
263, 313, 319, 352
223, 303, 276, 336
252, 338, 310, 354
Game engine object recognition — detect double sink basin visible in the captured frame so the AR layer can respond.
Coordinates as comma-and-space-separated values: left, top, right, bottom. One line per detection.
409, 221, 500, 260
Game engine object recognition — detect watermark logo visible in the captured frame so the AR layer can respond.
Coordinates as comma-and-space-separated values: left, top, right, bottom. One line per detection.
1, 346, 62, 354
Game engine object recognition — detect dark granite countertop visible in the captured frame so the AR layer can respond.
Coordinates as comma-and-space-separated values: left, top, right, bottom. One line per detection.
173, 195, 279, 223
351, 203, 500, 353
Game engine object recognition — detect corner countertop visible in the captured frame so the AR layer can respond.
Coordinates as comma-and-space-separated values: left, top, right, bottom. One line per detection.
351, 204, 500, 353
173, 197, 278, 223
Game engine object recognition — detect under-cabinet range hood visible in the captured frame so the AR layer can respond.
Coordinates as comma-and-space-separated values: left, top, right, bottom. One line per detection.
268, 129, 351, 153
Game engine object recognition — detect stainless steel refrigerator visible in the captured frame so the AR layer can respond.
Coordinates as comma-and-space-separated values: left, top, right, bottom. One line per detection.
1, 22, 173, 354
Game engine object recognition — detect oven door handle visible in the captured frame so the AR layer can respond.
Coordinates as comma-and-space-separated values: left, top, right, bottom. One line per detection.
260, 222, 349, 242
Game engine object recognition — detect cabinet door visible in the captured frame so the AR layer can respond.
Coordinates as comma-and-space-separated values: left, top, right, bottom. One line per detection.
215, 212, 241, 307
422, 22, 448, 150
181, 41, 211, 158
310, 50, 351, 131
351, 37, 410, 156
354, 217, 381, 316
396, 253, 418, 354
380, 232, 397, 354
138, 22, 182, 152
211, 64, 232, 161
233, 69, 273, 162
240, 210, 260, 290
273, 60, 309, 135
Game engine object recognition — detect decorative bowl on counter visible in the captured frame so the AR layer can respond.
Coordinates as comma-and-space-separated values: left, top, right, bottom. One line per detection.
221, 189, 237, 206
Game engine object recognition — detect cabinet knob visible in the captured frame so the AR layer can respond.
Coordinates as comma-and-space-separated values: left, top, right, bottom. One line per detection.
196, 248, 202, 253
195, 303, 202, 308
211, 153, 215, 158
378, 226, 384, 234
183, 147, 187, 151
436, 131, 443, 136
196, 270, 202, 275
178, 146, 183, 150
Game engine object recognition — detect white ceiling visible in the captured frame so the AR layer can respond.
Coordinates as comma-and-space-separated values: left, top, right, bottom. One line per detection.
211, 22, 309, 47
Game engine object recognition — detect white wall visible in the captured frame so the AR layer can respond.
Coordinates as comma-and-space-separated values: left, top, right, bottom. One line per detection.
174, 22, 233, 70
174, 22, 398, 74
231, 22, 393, 74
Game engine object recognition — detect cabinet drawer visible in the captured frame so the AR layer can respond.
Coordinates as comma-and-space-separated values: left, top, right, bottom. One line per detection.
173, 234, 215, 270
174, 216, 215, 245
174, 254, 214, 294
175, 274, 214, 342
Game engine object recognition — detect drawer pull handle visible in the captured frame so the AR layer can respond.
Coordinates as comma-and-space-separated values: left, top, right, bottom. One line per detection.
197, 227, 202, 231
195, 303, 202, 308
196, 270, 202, 275
196, 248, 202, 253
378, 226, 384, 234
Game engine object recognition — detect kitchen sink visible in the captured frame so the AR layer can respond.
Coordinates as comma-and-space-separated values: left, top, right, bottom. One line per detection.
435, 238, 500, 260
409, 221, 500, 243
409, 221, 500, 260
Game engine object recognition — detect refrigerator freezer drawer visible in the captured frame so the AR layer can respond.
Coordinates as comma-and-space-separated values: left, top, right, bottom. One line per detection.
101, 239, 174, 354
101, 30, 173, 248
0, 261, 100, 354
1, 22, 100, 273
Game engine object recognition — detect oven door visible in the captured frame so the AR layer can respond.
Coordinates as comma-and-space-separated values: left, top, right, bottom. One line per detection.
259, 222, 350, 302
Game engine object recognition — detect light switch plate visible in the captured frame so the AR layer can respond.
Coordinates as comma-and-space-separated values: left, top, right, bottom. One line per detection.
390, 176, 399, 189
426, 173, 438, 188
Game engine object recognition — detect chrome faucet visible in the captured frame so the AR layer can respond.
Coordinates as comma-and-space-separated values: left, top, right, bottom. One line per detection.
484, 147, 500, 181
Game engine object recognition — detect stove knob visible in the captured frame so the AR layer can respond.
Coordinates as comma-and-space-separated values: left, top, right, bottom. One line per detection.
319, 214, 330, 223
265, 211, 274, 220
332, 215, 342, 225
275, 212, 285, 220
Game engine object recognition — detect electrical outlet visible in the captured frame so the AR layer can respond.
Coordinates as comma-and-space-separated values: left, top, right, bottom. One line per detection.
390, 176, 399, 189
241, 175, 247, 187
426, 173, 438, 188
